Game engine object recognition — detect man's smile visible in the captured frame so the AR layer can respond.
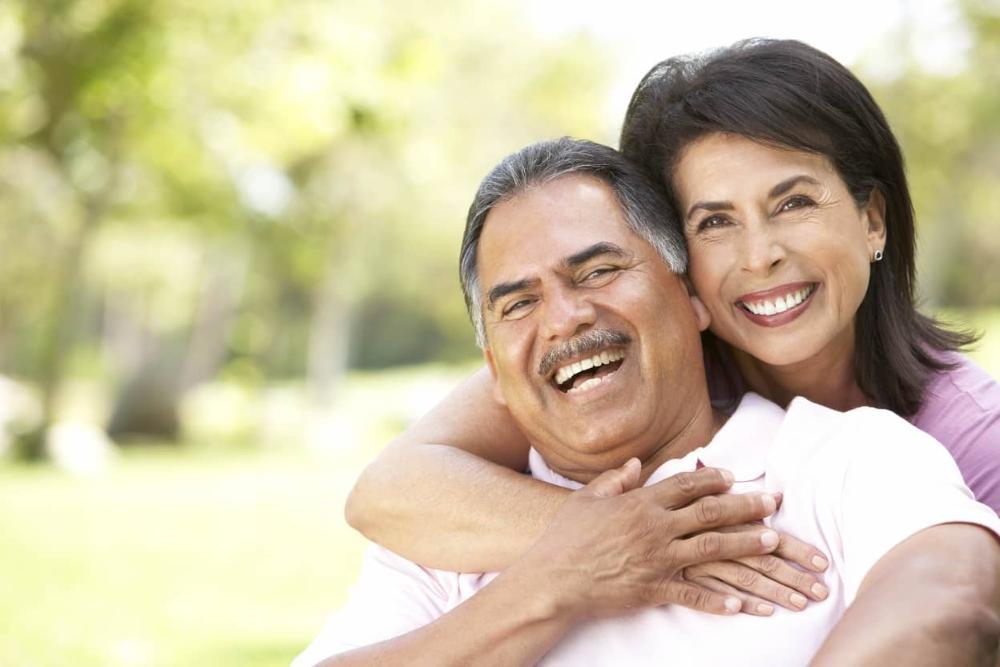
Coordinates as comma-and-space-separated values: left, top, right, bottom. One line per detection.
554, 349, 626, 393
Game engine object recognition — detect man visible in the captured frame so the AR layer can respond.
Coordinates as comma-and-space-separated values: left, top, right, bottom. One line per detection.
295, 139, 1000, 666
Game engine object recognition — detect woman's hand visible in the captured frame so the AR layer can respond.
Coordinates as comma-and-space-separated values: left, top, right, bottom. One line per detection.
682, 525, 830, 615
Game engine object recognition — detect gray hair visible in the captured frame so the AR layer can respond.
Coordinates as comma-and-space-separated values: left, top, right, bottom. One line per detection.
459, 137, 687, 347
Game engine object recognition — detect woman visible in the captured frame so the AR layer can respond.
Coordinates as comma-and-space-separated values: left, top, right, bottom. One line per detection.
344, 39, 1000, 614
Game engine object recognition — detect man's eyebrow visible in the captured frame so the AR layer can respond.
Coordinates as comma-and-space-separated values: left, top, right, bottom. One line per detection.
563, 242, 629, 269
486, 278, 538, 312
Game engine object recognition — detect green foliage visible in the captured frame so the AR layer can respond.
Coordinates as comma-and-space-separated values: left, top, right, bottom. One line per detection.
864, 2, 1000, 306
0, 0, 612, 393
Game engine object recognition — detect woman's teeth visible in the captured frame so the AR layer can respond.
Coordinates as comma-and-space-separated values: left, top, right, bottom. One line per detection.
553, 349, 625, 387
741, 285, 814, 316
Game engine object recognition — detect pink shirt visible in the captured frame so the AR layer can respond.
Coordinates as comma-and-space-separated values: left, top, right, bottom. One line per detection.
910, 352, 1000, 512
294, 395, 1000, 667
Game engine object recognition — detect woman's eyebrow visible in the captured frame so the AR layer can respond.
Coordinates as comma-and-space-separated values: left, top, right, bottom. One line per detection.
685, 174, 824, 220
769, 174, 822, 198
686, 199, 730, 220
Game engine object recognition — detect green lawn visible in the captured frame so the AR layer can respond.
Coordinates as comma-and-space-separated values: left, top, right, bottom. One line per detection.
1, 311, 997, 667
0, 449, 370, 667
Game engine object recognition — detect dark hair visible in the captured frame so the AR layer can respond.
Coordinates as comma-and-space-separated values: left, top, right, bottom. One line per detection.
460, 137, 686, 347
620, 38, 975, 416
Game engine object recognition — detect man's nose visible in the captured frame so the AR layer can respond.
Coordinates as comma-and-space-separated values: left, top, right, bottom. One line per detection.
539, 286, 598, 341
741, 221, 786, 275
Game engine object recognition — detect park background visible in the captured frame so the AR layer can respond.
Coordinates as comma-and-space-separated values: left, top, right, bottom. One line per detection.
1, 0, 998, 665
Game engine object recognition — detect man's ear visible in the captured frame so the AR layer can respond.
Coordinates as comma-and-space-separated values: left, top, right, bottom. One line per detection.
483, 347, 507, 407
865, 188, 888, 258
681, 275, 711, 332
689, 294, 711, 332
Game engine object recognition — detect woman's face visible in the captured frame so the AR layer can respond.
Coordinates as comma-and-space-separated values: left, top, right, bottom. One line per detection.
671, 132, 886, 368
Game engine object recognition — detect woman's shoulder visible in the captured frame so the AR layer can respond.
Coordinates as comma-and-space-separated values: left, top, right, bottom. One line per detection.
919, 351, 1000, 416
911, 351, 1000, 512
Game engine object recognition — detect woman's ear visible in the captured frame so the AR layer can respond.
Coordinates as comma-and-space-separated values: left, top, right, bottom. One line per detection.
865, 188, 888, 257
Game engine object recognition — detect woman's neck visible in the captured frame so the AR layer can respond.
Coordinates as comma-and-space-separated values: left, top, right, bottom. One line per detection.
731, 329, 869, 412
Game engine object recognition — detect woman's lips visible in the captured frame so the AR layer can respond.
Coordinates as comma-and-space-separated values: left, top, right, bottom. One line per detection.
736, 282, 818, 327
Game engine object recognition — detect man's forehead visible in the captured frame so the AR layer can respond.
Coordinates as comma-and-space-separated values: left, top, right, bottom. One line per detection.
480, 177, 634, 256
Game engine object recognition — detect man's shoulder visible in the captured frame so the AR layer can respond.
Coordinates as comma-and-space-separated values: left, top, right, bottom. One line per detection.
772, 397, 948, 475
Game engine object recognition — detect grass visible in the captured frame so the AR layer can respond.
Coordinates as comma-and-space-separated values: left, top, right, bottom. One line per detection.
0, 448, 370, 667
1, 313, 997, 667
0, 363, 477, 667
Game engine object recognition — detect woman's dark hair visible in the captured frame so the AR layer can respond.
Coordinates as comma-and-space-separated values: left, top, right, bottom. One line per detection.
620, 37, 976, 416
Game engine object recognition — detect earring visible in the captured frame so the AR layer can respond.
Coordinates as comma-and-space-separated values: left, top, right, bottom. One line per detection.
873, 249, 884, 262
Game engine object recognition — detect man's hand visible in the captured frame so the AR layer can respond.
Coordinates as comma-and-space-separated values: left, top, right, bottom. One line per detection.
683, 523, 830, 615
510, 459, 783, 621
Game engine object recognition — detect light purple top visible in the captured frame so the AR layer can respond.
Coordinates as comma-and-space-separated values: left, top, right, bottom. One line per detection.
909, 352, 1000, 513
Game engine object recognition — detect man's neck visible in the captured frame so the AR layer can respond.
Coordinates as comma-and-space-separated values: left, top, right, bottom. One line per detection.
635, 401, 728, 484
540, 390, 727, 485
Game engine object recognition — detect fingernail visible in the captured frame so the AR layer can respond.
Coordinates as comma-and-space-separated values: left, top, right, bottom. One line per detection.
772, 491, 783, 507
811, 555, 829, 571
757, 603, 774, 615
724, 596, 741, 614
790, 593, 807, 609
760, 530, 779, 548
721, 469, 734, 484
811, 583, 829, 600
761, 494, 777, 513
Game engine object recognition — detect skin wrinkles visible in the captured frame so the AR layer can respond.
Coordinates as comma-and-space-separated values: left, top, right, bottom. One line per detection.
476, 173, 719, 483
673, 133, 886, 411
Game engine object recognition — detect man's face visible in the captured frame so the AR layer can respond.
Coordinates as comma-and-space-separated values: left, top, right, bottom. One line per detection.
478, 174, 710, 481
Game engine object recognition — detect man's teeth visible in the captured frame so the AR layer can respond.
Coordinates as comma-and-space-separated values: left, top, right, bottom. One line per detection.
553, 349, 624, 387
742, 285, 814, 316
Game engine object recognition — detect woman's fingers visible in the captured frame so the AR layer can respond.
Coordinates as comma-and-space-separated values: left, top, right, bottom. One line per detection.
771, 531, 830, 573
734, 553, 829, 602
685, 559, 821, 611
683, 570, 776, 616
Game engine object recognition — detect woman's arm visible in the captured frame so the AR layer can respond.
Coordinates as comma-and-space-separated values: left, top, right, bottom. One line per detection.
345, 367, 566, 572
346, 367, 830, 608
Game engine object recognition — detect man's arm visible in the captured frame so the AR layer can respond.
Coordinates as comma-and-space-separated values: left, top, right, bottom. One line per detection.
812, 523, 1000, 666
306, 463, 783, 667
317, 561, 581, 667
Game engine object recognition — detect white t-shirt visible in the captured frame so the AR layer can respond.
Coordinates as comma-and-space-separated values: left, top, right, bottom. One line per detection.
294, 394, 1000, 666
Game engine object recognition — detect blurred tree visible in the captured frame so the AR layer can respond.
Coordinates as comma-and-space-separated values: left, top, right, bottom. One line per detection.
0, 0, 611, 455
867, 0, 1000, 308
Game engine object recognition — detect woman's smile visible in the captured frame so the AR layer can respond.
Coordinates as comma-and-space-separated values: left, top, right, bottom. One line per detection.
736, 282, 818, 327
672, 132, 885, 369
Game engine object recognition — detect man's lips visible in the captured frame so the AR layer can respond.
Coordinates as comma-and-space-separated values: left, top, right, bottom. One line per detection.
538, 329, 631, 380
553, 348, 626, 393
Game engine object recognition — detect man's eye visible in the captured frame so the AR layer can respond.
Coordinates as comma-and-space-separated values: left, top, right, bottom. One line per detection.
583, 267, 617, 282
502, 299, 533, 317
778, 195, 815, 213
696, 215, 729, 232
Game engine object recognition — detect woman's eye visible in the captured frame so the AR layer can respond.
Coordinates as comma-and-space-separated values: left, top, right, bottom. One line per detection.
779, 195, 814, 212
696, 215, 728, 232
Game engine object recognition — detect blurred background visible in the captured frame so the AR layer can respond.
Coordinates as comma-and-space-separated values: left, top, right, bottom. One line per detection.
0, 0, 997, 664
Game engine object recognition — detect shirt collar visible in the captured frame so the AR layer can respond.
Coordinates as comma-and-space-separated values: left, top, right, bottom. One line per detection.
528, 392, 786, 488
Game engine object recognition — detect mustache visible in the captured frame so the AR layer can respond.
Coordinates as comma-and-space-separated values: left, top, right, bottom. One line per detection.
537, 329, 631, 379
